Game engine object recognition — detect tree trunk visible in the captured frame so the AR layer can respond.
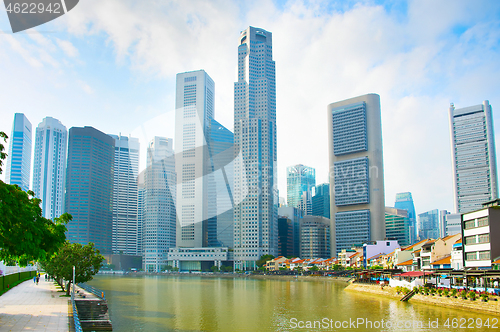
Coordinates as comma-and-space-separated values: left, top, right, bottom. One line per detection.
66, 281, 72, 296
56, 278, 65, 292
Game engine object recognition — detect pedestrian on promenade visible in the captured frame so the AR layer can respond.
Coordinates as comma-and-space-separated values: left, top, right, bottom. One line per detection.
36, 275, 39, 285
33, 276, 36, 284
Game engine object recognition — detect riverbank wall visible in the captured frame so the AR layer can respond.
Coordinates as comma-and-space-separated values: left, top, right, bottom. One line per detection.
345, 283, 500, 316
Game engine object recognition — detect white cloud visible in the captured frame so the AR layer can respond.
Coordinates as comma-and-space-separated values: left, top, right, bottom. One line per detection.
56, 38, 79, 57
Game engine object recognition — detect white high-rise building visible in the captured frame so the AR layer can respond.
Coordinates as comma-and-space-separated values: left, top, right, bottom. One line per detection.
233, 26, 278, 270
175, 70, 216, 248
449, 101, 498, 213
5, 113, 32, 192
109, 134, 140, 255
144, 137, 176, 272
32, 117, 67, 220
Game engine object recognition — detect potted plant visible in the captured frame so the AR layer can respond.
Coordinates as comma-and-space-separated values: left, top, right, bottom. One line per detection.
460, 290, 467, 300
481, 293, 489, 302
468, 291, 476, 301
443, 289, 449, 297
450, 288, 457, 298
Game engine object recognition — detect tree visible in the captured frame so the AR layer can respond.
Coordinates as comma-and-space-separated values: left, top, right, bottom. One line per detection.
0, 132, 69, 265
310, 265, 319, 272
256, 254, 275, 268
210, 265, 219, 273
42, 242, 104, 295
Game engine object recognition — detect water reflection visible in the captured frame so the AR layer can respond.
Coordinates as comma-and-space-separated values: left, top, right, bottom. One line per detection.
89, 275, 497, 331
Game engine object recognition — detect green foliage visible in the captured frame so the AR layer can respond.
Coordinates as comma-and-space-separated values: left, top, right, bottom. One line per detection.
0, 183, 70, 266
0, 132, 7, 174
332, 264, 343, 271
309, 265, 319, 271
468, 291, 476, 300
256, 254, 275, 268
370, 265, 383, 270
165, 265, 173, 271
41, 242, 104, 295
210, 265, 219, 272
460, 289, 467, 299
450, 288, 458, 297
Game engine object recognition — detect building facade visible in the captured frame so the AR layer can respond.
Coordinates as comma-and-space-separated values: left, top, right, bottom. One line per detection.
394, 192, 416, 243
385, 207, 411, 247
65, 126, 115, 254
233, 26, 278, 270
32, 117, 67, 220
328, 94, 385, 255
300, 216, 331, 259
449, 101, 498, 213
144, 137, 176, 272
110, 134, 140, 255
286, 164, 315, 214
445, 213, 462, 236
417, 209, 439, 240
312, 183, 330, 219
5, 113, 32, 191
278, 216, 294, 258
175, 70, 216, 248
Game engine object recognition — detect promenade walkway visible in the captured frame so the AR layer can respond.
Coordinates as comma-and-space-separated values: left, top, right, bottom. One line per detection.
0, 276, 69, 331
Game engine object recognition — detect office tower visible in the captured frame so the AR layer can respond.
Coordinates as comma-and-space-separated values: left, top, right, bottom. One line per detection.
439, 210, 450, 238
175, 70, 216, 248
278, 216, 294, 257
300, 216, 331, 259
449, 101, 498, 213
144, 137, 176, 272
286, 164, 315, 214
32, 117, 67, 219
278, 206, 303, 257
109, 134, 140, 255
385, 207, 411, 247
137, 182, 146, 256
233, 26, 277, 270
394, 192, 417, 243
445, 213, 461, 236
312, 183, 330, 219
209, 118, 235, 248
5, 113, 32, 191
328, 94, 385, 256
65, 127, 114, 254
417, 209, 439, 240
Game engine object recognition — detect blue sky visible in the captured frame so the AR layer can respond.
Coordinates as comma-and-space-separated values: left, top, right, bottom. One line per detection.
1, 0, 500, 215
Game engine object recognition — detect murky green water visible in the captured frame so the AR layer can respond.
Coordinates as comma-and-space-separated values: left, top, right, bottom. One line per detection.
88, 275, 499, 331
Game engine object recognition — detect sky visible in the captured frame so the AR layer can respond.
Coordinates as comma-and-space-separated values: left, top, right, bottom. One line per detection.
1, 0, 500, 216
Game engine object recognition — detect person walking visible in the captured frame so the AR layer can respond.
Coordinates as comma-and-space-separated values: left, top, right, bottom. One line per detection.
36, 275, 39, 285
33, 276, 36, 284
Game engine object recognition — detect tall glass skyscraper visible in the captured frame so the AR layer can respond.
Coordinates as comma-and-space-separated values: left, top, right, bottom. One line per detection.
328, 94, 385, 255
385, 207, 411, 247
417, 209, 439, 240
286, 164, 315, 214
449, 101, 498, 213
5, 113, 32, 192
312, 183, 330, 219
32, 117, 67, 220
109, 134, 140, 255
233, 26, 278, 270
144, 137, 176, 272
394, 192, 416, 243
65, 126, 115, 254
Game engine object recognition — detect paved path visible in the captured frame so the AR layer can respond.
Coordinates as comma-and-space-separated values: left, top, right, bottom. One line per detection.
0, 276, 69, 331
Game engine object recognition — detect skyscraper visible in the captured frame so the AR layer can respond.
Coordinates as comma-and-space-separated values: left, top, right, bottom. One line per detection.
286, 164, 315, 213
233, 26, 278, 270
109, 134, 140, 255
385, 207, 411, 247
144, 137, 176, 272
32, 117, 67, 220
394, 192, 417, 243
328, 94, 385, 255
65, 126, 115, 254
449, 101, 498, 213
312, 183, 330, 219
417, 209, 439, 240
175, 70, 216, 248
5, 113, 32, 191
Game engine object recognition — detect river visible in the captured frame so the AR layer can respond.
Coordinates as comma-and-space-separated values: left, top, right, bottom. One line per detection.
88, 274, 498, 331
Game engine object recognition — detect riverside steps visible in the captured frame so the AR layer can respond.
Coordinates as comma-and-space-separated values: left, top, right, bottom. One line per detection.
73, 284, 112, 331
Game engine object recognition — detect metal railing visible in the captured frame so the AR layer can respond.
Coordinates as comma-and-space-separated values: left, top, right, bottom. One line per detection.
78, 283, 106, 300
72, 299, 83, 332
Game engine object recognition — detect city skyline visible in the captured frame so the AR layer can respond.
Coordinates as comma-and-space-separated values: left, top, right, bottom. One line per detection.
1, 1, 500, 217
